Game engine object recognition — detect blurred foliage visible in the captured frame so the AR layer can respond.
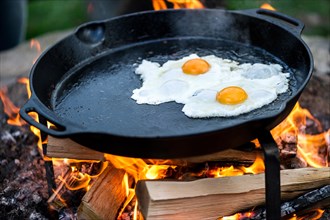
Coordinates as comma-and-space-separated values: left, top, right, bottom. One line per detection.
26, 0, 329, 39
225, 0, 330, 36
27, 0, 88, 39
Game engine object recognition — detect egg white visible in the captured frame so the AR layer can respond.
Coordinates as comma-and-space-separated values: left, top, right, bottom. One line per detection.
131, 54, 239, 104
131, 54, 290, 118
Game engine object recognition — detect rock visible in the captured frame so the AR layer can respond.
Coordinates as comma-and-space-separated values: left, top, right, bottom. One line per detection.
303, 36, 330, 76
14, 159, 20, 165
0, 29, 73, 87
32, 193, 42, 204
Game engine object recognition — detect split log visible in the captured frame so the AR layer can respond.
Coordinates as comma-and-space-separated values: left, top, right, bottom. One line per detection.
46, 136, 260, 164
77, 163, 126, 220
136, 167, 330, 220
180, 143, 262, 164
47, 137, 105, 160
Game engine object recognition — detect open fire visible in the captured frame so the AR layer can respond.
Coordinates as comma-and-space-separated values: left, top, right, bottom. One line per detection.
1, 1, 329, 220
152, 0, 205, 10
1, 50, 329, 219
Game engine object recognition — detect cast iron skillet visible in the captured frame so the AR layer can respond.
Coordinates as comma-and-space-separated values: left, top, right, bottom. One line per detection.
20, 9, 313, 159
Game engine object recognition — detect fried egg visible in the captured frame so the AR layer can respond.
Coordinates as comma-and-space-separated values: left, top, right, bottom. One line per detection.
182, 80, 278, 117
131, 54, 290, 118
131, 54, 239, 104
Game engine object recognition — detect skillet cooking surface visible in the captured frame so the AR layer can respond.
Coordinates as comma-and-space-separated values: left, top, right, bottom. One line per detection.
51, 37, 297, 138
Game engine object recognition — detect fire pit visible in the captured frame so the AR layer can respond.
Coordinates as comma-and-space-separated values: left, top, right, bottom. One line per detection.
1, 1, 329, 220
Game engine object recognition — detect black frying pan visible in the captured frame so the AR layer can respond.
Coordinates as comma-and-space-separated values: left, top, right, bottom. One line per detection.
20, 9, 313, 159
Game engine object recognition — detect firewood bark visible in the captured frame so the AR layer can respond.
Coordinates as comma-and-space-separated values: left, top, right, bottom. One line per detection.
47, 136, 260, 164
136, 167, 330, 220
77, 163, 127, 220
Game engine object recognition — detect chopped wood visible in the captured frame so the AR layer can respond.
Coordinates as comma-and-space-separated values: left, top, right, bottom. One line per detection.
46, 137, 105, 160
135, 167, 330, 220
77, 163, 126, 220
47, 136, 260, 164
181, 147, 262, 164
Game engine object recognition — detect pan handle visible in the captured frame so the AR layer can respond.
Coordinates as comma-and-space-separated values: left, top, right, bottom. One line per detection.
19, 96, 79, 137
238, 9, 305, 36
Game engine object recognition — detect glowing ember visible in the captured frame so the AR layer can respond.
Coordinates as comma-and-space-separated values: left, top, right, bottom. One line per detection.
152, 0, 204, 10
288, 209, 325, 220
220, 209, 325, 220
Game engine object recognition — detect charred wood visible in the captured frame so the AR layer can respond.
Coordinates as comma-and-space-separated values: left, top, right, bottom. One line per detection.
248, 185, 330, 219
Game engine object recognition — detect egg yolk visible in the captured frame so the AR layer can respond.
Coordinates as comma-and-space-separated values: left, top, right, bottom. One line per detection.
182, 58, 210, 75
216, 86, 248, 105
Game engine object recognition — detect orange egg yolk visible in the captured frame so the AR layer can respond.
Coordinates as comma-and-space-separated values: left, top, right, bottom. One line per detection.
216, 86, 248, 105
182, 58, 210, 75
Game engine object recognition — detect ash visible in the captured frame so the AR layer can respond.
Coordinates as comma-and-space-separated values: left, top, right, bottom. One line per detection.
0, 123, 51, 219
0, 82, 53, 219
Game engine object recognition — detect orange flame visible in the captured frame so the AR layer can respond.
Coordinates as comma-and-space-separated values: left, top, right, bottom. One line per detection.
209, 155, 265, 178
209, 165, 244, 177
104, 154, 175, 217
104, 154, 174, 182
260, 3, 276, 11
240, 155, 265, 174
30, 39, 42, 64
53, 159, 107, 191
219, 212, 254, 220
0, 77, 31, 126
152, 0, 204, 10
271, 103, 329, 168
0, 87, 26, 126
26, 39, 43, 149
288, 209, 324, 220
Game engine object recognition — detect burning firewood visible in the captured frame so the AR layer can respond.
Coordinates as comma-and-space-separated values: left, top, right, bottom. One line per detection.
77, 163, 127, 220
47, 136, 261, 165
135, 167, 330, 219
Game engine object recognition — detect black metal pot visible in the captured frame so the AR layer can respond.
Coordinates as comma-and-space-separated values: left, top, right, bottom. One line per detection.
20, 9, 313, 159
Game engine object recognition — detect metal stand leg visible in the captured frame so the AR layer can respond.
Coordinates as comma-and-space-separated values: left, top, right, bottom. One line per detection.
39, 116, 56, 197
258, 130, 281, 220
